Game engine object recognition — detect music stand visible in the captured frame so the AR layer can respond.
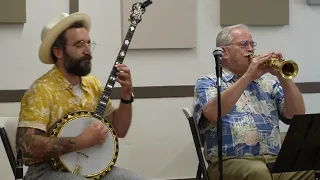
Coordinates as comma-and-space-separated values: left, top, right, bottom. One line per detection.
266, 113, 320, 179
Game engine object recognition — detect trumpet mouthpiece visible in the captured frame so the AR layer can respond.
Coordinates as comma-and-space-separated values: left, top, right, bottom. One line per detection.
246, 54, 255, 59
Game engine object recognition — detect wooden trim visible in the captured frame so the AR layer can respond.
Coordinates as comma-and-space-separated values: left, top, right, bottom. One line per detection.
295, 82, 320, 93
0, 85, 194, 103
0, 82, 320, 103
69, 0, 79, 13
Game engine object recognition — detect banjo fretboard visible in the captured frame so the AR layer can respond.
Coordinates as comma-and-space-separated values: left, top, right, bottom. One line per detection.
94, 0, 153, 119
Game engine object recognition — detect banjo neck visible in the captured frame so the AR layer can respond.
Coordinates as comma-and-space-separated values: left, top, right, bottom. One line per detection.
94, 0, 153, 119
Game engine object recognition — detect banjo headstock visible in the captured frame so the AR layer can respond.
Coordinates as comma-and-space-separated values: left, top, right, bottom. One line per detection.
129, 0, 153, 24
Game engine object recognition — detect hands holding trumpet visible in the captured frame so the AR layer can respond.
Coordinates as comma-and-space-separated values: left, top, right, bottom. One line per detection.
245, 52, 298, 81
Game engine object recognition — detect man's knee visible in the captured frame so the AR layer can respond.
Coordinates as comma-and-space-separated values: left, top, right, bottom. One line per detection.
231, 161, 272, 180
208, 158, 272, 180
103, 167, 146, 180
247, 165, 273, 180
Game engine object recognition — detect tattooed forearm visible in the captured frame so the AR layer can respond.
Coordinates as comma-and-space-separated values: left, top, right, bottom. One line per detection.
16, 127, 82, 159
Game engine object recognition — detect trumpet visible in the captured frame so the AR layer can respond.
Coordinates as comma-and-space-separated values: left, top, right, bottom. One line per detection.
248, 54, 299, 79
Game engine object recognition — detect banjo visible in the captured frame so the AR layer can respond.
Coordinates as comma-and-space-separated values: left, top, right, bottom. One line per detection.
48, 0, 153, 179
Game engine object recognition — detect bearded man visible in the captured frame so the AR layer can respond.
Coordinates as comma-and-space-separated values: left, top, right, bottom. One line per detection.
15, 12, 144, 180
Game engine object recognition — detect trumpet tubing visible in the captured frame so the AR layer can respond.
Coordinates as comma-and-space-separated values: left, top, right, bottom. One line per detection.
248, 54, 299, 79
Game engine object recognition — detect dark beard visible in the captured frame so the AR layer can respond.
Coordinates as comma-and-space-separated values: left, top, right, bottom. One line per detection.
63, 53, 92, 76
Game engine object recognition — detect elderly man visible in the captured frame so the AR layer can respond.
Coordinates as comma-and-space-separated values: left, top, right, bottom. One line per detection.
193, 24, 313, 180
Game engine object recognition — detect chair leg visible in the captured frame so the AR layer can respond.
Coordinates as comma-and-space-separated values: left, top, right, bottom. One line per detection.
196, 163, 202, 180
0, 127, 16, 176
203, 167, 210, 180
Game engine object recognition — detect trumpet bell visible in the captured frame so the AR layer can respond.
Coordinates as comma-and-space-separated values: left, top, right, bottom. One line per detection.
266, 58, 299, 80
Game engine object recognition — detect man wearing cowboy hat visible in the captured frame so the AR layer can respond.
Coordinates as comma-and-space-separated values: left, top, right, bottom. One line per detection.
15, 12, 145, 180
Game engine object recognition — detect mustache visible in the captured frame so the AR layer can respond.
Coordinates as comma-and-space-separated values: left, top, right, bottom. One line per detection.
78, 55, 92, 61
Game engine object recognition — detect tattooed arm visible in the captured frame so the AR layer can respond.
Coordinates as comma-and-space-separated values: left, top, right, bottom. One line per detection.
16, 122, 108, 160
15, 127, 88, 160
16, 86, 108, 159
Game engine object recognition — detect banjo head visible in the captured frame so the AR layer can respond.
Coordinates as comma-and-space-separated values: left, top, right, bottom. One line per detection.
49, 111, 119, 179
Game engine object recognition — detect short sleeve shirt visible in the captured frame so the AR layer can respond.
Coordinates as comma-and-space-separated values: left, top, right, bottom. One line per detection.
18, 65, 114, 165
193, 68, 285, 161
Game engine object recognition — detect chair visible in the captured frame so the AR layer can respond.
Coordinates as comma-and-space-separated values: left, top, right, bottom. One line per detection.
0, 117, 25, 179
182, 107, 209, 180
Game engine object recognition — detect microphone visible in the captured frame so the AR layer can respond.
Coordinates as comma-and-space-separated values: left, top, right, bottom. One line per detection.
213, 47, 223, 59
213, 47, 223, 85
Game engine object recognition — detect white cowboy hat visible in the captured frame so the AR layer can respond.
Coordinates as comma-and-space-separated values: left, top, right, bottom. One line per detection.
38, 12, 91, 64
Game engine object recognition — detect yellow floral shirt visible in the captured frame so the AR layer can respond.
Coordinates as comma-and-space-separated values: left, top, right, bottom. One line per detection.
18, 65, 114, 165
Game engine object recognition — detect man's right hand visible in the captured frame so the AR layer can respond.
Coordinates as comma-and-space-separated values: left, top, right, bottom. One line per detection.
77, 121, 108, 148
243, 52, 274, 81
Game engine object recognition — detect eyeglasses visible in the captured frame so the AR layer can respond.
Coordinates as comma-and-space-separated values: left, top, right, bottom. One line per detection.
68, 40, 97, 52
226, 40, 257, 49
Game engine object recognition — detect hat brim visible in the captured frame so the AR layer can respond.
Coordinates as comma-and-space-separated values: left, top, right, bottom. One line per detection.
39, 12, 91, 64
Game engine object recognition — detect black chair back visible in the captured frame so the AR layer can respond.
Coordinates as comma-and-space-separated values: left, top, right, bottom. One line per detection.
182, 107, 209, 180
0, 126, 16, 174
0, 126, 23, 179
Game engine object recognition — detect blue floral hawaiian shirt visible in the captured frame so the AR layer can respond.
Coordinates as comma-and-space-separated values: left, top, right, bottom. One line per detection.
193, 68, 286, 161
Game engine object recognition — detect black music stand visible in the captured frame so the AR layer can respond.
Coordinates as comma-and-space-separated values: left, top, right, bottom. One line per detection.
266, 113, 320, 179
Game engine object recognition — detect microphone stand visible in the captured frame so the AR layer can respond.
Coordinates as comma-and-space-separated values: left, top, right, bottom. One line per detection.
213, 48, 223, 180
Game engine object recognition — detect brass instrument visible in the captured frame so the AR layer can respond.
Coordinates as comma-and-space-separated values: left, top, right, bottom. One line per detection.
248, 54, 299, 79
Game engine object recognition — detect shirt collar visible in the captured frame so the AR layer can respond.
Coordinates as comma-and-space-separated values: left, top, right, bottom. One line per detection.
51, 65, 89, 90
221, 68, 236, 82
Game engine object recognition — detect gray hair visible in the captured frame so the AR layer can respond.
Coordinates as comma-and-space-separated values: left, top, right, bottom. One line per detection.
216, 24, 249, 47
